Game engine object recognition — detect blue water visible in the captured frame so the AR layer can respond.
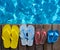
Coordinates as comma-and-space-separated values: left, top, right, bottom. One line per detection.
0, 0, 60, 24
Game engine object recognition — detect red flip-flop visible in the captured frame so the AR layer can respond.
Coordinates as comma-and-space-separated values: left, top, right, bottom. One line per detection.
40, 29, 47, 44
35, 29, 41, 45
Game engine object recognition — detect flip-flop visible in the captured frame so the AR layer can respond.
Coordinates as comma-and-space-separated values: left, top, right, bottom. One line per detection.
53, 30, 59, 43
2, 24, 11, 48
11, 25, 19, 49
20, 25, 27, 46
48, 30, 59, 43
40, 29, 46, 44
47, 30, 53, 43
27, 25, 35, 46
35, 29, 41, 45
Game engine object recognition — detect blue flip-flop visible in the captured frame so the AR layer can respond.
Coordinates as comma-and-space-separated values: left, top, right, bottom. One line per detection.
27, 25, 35, 46
47, 30, 59, 43
20, 24, 27, 46
53, 30, 59, 43
47, 30, 53, 43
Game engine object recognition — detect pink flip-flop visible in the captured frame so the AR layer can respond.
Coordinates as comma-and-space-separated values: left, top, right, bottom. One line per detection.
40, 29, 47, 44
35, 29, 41, 45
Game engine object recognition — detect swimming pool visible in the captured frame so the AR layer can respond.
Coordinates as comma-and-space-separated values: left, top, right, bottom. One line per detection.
0, 0, 60, 24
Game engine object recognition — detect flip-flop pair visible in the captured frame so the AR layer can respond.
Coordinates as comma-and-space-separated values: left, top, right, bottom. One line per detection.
2, 24, 19, 49
47, 30, 59, 43
35, 28, 47, 45
20, 25, 35, 46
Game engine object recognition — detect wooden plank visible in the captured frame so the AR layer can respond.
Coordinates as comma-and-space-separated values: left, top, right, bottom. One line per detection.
19, 25, 26, 50
19, 38, 26, 50
1, 24, 60, 50
0, 25, 2, 50
53, 25, 60, 50
35, 25, 43, 50
27, 45, 35, 50
44, 24, 53, 50
36, 45, 43, 50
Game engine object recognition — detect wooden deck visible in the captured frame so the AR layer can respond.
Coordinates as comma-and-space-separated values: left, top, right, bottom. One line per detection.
0, 25, 60, 50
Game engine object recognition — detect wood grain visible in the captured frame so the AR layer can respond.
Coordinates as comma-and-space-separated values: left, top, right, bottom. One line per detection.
44, 25, 52, 50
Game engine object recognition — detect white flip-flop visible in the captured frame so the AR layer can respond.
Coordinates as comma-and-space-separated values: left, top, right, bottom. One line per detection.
20, 25, 27, 46
27, 25, 35, 46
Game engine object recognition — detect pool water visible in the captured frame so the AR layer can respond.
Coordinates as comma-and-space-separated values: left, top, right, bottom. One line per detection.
0, 0, 60, 24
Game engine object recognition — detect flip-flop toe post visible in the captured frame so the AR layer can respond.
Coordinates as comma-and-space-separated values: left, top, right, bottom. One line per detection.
2, 24, 11, 48
20, 25, 27, 46
11, 25, 19, 49
28, 25, 35, 46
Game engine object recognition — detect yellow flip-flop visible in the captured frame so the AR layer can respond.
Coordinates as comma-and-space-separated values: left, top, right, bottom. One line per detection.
2, 24, 11, 48
11, 25, 19, 49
